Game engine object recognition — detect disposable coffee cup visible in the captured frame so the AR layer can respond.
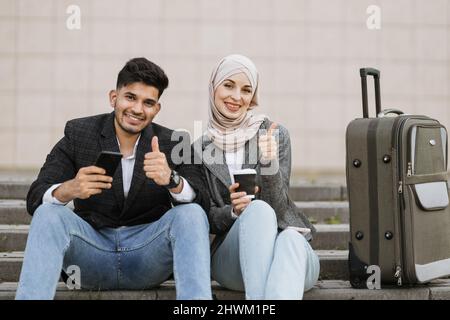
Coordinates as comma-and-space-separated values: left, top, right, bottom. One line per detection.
233, 169, 257, 199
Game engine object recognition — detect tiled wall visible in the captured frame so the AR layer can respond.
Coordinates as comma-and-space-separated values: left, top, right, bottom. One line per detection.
0, 0, 449, 174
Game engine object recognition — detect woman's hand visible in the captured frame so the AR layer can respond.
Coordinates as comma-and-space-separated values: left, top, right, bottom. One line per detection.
229, 183, 260, 216
259, 123, 278, 162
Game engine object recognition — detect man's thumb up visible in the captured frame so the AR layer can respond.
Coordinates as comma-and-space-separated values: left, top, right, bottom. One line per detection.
151, 136, 160, 152
144, 135, 171, 186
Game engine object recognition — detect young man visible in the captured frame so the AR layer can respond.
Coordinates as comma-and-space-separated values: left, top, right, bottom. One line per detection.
16, 58, 212, 300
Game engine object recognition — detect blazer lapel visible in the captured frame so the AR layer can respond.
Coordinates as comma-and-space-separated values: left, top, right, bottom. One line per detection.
100, 112, 125, 207
242, 132, 259, 170
201, 138, 232, 187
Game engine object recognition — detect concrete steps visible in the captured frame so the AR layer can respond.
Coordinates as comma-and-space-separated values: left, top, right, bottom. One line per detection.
0, 225, 28, 252
0, 182, 30, 200
0, 250, 349, 283
0, 200, 30, 225
0, 179, 352, 295
0, 224, 350, 252
0, 199, 350, 226
3, 178, 449, 300
2, 279, 450, 300
0, 181, 348, 201
289, 185, 347, 201
296, 201, 349, 224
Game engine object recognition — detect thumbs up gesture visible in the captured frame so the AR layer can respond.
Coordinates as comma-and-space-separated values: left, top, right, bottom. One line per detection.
143, 136, 172, 186
259, 123, 279, 162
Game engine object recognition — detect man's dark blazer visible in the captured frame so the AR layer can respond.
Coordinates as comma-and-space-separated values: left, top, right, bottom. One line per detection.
27, 111, 210, 229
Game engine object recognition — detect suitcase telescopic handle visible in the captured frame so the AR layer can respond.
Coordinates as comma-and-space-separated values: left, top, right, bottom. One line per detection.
360, 68, 381, 118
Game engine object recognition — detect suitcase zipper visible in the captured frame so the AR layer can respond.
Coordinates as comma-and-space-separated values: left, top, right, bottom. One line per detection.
394, 116, 409, 286
407, 123, 445, 176
395, 177, 404, 286
407, 162, 412, 177
396, 116, 417, 285
394, 266, 402, 286
395, 116, 433, 284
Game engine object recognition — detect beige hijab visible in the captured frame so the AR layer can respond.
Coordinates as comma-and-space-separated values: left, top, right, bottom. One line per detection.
206, 54, 266, 152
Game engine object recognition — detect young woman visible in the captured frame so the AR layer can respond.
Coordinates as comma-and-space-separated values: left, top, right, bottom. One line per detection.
195, 54, 320, 299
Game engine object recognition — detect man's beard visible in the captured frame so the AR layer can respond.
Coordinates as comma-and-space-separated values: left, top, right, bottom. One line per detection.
117, 118, 142, 134
113, 104, 146, 135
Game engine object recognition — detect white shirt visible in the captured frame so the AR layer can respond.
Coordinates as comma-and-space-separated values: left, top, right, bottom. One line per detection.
225, 148, 245, 184
43, 134, 196, 205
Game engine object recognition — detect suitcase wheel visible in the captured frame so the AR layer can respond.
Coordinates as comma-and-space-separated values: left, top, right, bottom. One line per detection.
349, 242, 370, 289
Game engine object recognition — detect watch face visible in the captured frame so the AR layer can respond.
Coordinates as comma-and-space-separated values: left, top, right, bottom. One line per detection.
172, 171, 181, 185
167, 170, 180, 188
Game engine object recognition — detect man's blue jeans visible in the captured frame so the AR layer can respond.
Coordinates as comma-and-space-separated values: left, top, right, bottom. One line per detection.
15, 203, 212, 300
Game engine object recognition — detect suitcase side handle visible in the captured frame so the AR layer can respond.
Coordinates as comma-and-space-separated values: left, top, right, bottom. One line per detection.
360, 67, 381, 118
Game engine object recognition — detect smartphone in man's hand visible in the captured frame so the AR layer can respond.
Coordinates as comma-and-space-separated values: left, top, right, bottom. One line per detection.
94, 151, 122, 177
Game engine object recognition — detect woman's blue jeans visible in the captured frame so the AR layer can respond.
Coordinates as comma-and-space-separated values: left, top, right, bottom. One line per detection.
15, 203, 212, 300
211, 200, 320, 300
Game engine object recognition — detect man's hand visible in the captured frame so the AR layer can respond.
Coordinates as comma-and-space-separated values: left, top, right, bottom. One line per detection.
229, 183, 260, 216
143, 136, 172, 186
53, 166, 113, 203
259, 123, 278, 162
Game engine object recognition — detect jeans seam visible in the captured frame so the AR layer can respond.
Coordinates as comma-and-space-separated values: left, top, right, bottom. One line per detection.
62, 234, 72, 256
69, 233, 116, 252
118, 227, 170, 252
168, 226, 177, 282
114, 230, 121, 289
117, 252, 122, 289
167, 208, 179, 286
238, 219, 248, 294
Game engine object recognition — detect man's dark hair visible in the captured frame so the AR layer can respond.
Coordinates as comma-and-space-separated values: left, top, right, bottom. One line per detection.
116, 57, 169, 98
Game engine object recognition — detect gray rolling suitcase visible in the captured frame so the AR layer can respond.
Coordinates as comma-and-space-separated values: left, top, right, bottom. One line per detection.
346, 68, 450, 288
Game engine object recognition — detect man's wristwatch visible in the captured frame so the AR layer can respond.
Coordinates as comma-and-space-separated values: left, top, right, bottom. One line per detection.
165, 170, 181, 189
